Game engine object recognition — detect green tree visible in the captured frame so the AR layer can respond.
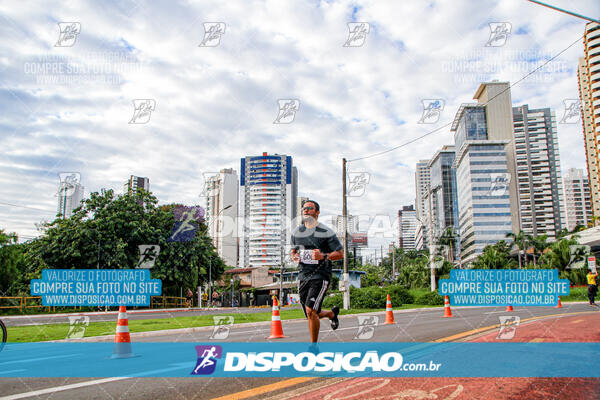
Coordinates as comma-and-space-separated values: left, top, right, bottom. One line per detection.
506, 231, 528, 268
28, 189, 225, 296
472, 240, 517, 269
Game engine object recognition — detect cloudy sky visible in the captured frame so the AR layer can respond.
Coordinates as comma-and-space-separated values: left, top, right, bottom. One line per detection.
1, 0, 598, 257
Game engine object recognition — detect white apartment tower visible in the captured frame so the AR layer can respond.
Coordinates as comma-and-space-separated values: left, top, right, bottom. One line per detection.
512, 105, 564, 240
578, 22, 600, 225
57, 178, 84, 218
562, 168, 593, 231
240, 153, 298, 269
205, 169, 239, 267
398, 205, 419, 250
124, 175, 149, 195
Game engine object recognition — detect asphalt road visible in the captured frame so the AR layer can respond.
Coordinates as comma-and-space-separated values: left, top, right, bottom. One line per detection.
0, 303, 598, 400
2, 306, 297, 327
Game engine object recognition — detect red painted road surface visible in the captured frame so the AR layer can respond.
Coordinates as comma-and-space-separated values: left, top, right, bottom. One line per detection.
281, 312, 600, 400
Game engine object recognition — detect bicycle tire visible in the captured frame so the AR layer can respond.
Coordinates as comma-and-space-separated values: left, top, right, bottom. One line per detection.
0, 319, 6, 353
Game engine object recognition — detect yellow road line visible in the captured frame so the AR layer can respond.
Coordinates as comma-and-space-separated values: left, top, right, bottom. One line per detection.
571, 319, 584, 324
211, 377, 314, 400
529, 338, 545, 342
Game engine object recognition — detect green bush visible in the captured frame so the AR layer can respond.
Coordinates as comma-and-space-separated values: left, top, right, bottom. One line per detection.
415, 291, 444, 305
323, 292, 343, 309
386, 285, 415, 304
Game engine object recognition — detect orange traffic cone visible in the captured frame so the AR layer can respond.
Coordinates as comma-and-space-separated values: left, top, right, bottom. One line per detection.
443, 296, 454, 318
112, 306, 135, 358
267, 296, 286, 339
555, 297, 563, 308
506, 305, 514, 312
384, 294, 395, 324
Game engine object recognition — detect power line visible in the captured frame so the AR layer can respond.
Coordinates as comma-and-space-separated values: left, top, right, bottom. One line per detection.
0, 201, 56, 213
348, 34, 584, 163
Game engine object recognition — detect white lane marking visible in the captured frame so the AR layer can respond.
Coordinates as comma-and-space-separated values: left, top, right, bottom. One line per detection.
0, 370, 26, 375
0, 377, 129, 400
0, 354, 81, 366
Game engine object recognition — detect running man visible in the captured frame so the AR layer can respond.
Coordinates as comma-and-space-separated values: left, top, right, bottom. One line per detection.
193, 346, 218, 374
291, 200, 343, 343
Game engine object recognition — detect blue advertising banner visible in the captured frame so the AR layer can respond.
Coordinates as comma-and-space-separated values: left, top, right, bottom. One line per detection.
1, 342, 598, 378
30, 269, 162, 306
438, 269, 569, 306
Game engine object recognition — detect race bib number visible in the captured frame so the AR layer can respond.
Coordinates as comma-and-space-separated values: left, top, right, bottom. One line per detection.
299, 250, 318, 264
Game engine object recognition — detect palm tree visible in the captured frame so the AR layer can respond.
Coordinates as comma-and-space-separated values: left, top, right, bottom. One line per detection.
506, 231, 527, 268
436, 227, 457, 262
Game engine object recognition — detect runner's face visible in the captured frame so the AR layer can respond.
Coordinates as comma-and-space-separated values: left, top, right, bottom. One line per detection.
302, 202, 319, 222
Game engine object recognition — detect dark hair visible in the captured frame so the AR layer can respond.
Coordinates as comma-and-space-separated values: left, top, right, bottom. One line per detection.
302, 199, 320, 212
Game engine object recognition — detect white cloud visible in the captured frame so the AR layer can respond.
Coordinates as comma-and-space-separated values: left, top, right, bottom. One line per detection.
0, 0, 596, 259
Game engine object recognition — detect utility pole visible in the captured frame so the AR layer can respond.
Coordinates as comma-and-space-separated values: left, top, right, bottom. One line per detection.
391, 243, 396, 278
342, 158, 350, 310
427, 193, 436, 292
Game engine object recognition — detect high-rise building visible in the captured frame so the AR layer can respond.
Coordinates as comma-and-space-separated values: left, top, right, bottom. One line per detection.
452, 102, 512, 265
332, 215, 359, 235
57, 180, 84, 218
398, 205, 419, 250
415, 160, 431, 247
205, 169, 239, 267
427, 146, 459, 235
297, 196, 308, 226
472, 81, 520, 232
124, 175, 149, 195
240, 152, 298, 269
578, 22, 600, 225
512, 105, 564, 240
562, 168, 593, 231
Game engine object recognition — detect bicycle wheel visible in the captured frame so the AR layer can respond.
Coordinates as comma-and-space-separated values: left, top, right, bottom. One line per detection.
0, 319, 6, 353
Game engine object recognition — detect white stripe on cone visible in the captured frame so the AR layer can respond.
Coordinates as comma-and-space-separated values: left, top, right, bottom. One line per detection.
272, 316, 280, 321
116, 326, 129, 333
118, 313, 127, 319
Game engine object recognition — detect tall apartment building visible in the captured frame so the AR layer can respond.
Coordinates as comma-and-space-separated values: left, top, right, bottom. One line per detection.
332, 215, 359, 235
240, 153, 298, 269
427, 146, 459, 235
578, 22, 600, 224
512, 105, 564, 240
398, 205, 419, 250
57, 178, 84, 218
124, 175, 149, 195
415, 160, 431, 247
205, 169, 239, 267
562, 168, 593, 231
297, 196, 308, 225
452, 102, 513, 264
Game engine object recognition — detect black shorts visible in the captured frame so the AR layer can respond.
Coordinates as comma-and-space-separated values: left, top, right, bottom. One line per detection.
299, 279, 330, 317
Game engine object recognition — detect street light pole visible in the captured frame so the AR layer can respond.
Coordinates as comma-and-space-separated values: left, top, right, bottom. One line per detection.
206, 204, 232, 307
342, 158, 350, 310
